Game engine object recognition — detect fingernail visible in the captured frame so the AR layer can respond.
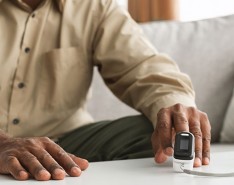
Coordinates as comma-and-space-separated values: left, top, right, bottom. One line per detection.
19, 171, 29, 179
39, 169, 49, 175
71, 167, 81, 175
194, 157, 201, 167
37, 169, 51, 180
54, 169, 65, 176
83, 159, 89, 163
155, 152, 167, 163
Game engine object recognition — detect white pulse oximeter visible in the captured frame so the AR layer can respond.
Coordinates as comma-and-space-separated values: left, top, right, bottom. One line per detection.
173, 132, 195, 172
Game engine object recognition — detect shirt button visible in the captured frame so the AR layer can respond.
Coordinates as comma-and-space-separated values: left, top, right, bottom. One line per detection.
25, 47, 31, 53
12, 118, 20, 125
31, 13, 36, 18
18, 82, 25, 89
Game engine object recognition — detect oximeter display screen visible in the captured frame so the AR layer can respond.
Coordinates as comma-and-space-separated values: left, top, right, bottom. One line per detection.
180, 138, 189, 150
174, 132, 194, 160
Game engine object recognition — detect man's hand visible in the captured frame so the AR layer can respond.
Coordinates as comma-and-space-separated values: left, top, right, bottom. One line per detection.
0, 137, 89, 181
151, 103, 211, 167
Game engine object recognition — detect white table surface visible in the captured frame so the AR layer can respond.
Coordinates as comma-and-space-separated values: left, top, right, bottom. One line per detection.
0, 144, 234, 185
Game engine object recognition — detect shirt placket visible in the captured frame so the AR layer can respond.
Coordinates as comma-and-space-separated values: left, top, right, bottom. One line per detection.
7, 2, 50, 134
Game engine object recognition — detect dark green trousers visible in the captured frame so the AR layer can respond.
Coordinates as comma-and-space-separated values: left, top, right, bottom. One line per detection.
58, 115, 154, 162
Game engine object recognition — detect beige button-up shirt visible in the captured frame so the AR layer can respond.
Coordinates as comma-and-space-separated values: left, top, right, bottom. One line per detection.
0, 0, 196, 139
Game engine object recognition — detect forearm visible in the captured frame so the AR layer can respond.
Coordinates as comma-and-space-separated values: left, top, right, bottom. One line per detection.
92, 0, 196, 124
105, 54, 196, 127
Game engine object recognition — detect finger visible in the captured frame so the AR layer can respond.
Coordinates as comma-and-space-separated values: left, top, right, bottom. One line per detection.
157, 108, 173, 155
151, 129, 162, 163
155, 148, 168, 163
33, 149, 66, 180
19, 152, 51, 181
46, 143, 82, 177
5, 156, 29, 181
151, 129, 160, 155
200, 112, 211, 165
151, 129, 170, 164
189, 117, 202, 167
67, 153, 89, 171
172, 104, 189, 133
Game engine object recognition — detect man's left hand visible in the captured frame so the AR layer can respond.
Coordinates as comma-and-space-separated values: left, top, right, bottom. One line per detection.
151, 103, 211, 167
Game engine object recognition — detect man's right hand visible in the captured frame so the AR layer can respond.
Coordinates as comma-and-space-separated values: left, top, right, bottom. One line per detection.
0, 136, 89, 181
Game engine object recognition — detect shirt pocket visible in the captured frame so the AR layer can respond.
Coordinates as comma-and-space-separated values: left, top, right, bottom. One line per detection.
39, 47, 92, 112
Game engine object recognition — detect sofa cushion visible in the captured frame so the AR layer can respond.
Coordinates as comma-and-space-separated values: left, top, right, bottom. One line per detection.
140, 15, 234, 142
220, 89, 234, 142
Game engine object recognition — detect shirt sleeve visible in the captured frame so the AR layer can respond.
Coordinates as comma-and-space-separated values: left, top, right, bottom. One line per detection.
92, 0, 196, 128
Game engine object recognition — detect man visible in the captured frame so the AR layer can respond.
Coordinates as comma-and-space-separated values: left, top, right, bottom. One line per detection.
0, 0, 211, 181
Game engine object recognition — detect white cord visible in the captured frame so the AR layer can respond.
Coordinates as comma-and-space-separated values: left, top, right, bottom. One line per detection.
180, 164, 234, 177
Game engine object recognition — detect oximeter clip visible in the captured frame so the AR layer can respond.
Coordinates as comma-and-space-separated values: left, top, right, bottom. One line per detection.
173, 132, 195, 172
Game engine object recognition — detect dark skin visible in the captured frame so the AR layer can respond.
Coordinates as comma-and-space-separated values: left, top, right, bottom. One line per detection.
0, 0, 211, 181
0, 136, 89, 181
22, 0, 42, 10
151, 104, 211, 167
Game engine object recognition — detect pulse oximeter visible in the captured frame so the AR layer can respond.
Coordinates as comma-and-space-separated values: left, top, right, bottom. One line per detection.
173, 132, 195, 172
173, 132, 234, 177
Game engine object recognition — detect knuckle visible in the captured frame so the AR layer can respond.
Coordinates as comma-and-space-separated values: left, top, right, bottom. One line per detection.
191, 128, 202, 139
38, 152, 51, 162
40, 137, 51, 143
207, 124, 211, 131
23, 138, 37, 146
189, 119, 200, 127
20, 153, 37, 163
65, 162, 77, 170
202, 137, 211, 142
202, 149, 210, 158
195, 148, 202, 154
194, 132, 202, 139
4, 150, 19, 157
189, 107, 198, 115
48, 163, 61, 172
33, 166, 45, 175
39, 137, 53, 147
200, 111, 209, 120
206, 123, 211, 133
56, 150, 67, 160
157, 120, 170, 130
6, 156, 17, 165
38, 137, 56, 150
203, 112, 208, 119
174, 112, 188, 124
157, 108, 169, 118
205, 121, 211, 131
174, 111, 186, 118
195, 149, 202, 158
173, 103, 184, 112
